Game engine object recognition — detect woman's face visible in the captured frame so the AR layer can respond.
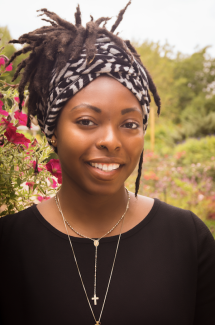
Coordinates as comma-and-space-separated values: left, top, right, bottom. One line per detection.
55, 76, 144, 195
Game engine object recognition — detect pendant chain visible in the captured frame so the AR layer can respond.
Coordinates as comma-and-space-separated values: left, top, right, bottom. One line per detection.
64, 187, 129, 242
55, 189, 130, 324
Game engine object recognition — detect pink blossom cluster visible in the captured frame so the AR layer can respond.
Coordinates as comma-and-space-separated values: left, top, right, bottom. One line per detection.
1, 95, 63, 201
0, 57, 12, 71
25, 159, 61, 198
0, 100, 8, 116
0, 118, 31, 147
0, 96, 30, 146
46, 159, 62, 184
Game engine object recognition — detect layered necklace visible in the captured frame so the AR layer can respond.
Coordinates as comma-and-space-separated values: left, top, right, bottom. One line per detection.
55, 188, 130, 325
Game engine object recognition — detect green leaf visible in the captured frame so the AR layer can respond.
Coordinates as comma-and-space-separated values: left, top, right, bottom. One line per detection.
10, 192, 16, 199
29, 168, 34, 175
17, 178, 22, 186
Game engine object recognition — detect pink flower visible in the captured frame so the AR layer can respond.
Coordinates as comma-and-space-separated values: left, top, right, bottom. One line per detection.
49, 177, 58, 188
4, 122, 16, 132
4, 126, 31, 148
37, 196, 50, 202
14, 97, 25, 107
0, 102, 8, 116
0, 58, 5, 66
26, 182, 34, 189
14, 110, 27, 126
46, 159, 62, 184
175, 151, 186, 160
144, 171, 159, 181
5, 63, 12, 72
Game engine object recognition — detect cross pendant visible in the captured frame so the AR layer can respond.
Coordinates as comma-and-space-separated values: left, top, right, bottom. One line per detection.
91, 293, 99, 305
95, 322, 101, 325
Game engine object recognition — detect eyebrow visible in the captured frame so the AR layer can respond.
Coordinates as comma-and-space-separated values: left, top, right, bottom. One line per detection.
71, 103, 101, 113
121, 107, 142, 115
71, 103, 142, 115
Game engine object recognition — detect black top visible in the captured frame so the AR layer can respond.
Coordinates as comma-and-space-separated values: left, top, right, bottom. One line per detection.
1, 198, 215, 325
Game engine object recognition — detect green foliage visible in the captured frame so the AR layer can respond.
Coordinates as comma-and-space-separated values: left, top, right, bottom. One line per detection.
0, 135, 57, 216
135, 41, 175, 118
136, 41, 215, 140
0, 26, 28, 84
173, 136, 215, 165
0, 26, 15, 58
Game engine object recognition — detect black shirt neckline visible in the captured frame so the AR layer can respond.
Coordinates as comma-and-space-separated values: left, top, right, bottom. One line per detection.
31, 197, 161, 243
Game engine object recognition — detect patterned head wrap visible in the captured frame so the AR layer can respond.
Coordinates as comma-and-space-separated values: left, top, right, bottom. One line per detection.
37, 35, 151, 144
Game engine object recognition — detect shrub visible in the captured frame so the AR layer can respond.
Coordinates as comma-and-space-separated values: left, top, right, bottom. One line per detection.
0, 53, 61, 216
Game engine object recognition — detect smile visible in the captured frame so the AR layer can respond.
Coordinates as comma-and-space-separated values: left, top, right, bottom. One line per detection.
88, 162, 120, 172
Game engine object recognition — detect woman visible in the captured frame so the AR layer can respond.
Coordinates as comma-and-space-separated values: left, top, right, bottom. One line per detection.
0, 3, 215, 325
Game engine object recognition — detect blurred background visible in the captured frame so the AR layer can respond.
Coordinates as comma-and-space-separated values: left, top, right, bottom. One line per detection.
0, 0, 215, 233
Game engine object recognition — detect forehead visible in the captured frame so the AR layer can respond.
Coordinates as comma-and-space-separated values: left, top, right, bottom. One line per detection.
65, 75, 143, 113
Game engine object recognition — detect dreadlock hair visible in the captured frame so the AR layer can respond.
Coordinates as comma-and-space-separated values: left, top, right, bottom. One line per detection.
7, 1, 161, 197
135, 150, 144, 197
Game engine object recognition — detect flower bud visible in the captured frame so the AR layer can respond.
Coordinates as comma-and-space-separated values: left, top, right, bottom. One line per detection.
0, 54, 9, 63
34, 159, 39, 175
6, 115, 12, 122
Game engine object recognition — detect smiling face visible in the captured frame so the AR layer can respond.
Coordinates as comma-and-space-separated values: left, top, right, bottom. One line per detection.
54, 75, 144, 195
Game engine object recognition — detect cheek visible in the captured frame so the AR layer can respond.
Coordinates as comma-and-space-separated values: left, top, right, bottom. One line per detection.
126, 130, 144, 155
123, 132, 144, 172
56, 120, 91, 165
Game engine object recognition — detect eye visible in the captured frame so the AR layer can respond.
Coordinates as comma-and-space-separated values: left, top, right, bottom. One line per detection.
122, 122, 139, 129
77, 119, 95, 126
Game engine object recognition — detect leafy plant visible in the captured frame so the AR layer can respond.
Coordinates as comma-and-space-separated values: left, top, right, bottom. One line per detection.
0, 50, 61, 217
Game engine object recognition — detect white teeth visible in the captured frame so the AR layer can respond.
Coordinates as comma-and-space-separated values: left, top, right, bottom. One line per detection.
107, 164, 113, 171
89, 162, 120, 172
112, 164, 119, 170
103, 164, 108, 171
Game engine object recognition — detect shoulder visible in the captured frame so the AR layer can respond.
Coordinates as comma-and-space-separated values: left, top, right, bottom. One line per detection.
156, 199, 214, 237
135, 193, 194, 224
0, 205, 38, 242
136, 194, 214, 246
154, 199, 215, 251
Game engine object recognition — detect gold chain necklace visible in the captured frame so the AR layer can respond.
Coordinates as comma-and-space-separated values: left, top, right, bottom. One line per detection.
55, 189, 130, 325
56, 188, 129, 306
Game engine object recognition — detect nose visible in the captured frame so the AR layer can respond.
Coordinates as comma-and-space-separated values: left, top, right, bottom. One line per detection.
96, 125, 121, 152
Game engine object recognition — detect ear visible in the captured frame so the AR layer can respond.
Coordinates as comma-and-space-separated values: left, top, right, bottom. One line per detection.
50, 133, 57, 147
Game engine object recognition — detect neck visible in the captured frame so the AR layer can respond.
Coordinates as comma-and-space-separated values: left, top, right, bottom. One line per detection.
57, 179, 128, 238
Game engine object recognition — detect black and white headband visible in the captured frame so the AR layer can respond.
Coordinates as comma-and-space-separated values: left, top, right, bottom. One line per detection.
36, 35, 151, 144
